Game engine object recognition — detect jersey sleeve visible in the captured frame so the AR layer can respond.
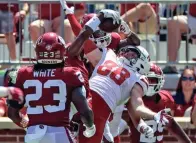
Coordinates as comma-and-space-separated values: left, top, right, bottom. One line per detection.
107, 32, 121, 50
64, 67, 85, 87
83, 40, 97, 54
67, 14, 82, 36
159, 90, 175, 111
136, 75, 149, 95
0, 98, 7, 116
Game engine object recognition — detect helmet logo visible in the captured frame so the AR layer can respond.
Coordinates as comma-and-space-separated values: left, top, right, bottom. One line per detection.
58, 36, 66, 46
46, 45, 52, 51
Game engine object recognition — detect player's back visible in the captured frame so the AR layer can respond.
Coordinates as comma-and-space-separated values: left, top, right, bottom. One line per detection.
15, 65, 84, 127
90, 49, 143, 112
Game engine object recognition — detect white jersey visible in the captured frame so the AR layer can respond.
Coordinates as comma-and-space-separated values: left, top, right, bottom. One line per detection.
90, 49, 148, 112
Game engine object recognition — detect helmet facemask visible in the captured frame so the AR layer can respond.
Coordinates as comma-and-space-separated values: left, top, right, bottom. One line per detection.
89, 29, 112, 49
146, 65, 165, 96
117, 46, 150, 75
146, 75, 165, 96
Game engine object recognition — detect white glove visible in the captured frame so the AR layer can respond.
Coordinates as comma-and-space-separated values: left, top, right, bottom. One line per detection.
154, 108, 171, 126
83, 124, 96, 138
99, 9, 121, 25
137, 121, 154, 138
118, 20, 131, 35
59, 0, 74, 15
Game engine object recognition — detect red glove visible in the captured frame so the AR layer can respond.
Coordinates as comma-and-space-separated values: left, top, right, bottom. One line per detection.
7, 87, 24, 104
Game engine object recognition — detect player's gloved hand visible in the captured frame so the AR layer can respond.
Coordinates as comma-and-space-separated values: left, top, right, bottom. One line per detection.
20, 115, 29, 128
7, 87, 24, 104
60, 0, 74, 15
118, 20, 131, 35
154, 108, 171, 126
99, 9, 121, 25
83, 124, 96, 138
70, 121, 80, 138
137, 121, 154, 138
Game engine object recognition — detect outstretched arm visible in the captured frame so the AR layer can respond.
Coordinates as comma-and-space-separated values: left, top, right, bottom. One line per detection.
68, 13, 104, 57
67, 14, 82, 36
128, 83, 156, 120
8, 106, 28, 128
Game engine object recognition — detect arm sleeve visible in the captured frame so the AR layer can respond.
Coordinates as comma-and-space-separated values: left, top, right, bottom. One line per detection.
83, 40, 98, 55
67, 14, 82, 36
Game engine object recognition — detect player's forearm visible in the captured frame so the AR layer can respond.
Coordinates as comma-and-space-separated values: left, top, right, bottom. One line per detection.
168, 118, 192, 143
72, 87, 94, 127
68, 26, 93, 57
8, 107, 22, 124
80, 109, 94, 128
135, 105, 156, 120
118, 32, 140, 50
130, 95, 155, 120
126, 32, 140, 46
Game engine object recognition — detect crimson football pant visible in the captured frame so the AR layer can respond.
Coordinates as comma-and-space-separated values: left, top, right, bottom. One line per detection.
78, 90, 112, 143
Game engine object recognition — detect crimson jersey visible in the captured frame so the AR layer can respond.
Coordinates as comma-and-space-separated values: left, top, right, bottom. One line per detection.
0, 98, 7, 117
129, 90, 175, 143
107, 32, 121, 50
13, 66, 84, 127
66, 43, 90, 98
66, 56, 90, 98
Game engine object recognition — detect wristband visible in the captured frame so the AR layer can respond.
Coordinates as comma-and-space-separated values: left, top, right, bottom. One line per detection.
85, 16, 101, 32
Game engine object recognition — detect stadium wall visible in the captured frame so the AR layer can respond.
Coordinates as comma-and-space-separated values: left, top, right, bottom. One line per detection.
0, 116, 195, 143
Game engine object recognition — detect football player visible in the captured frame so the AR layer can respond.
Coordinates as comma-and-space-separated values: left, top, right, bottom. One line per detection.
6, 32, 95, 143
68, 11, 171, 143
0, 66, 28, 128
60, 0, 140, 54
129, 63, 192, 143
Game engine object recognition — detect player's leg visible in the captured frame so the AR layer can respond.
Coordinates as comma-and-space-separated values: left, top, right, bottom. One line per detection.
0, 11, 16, 60
78, 90, 112, 143
103, 120, 114, 142
52, 16, 75, 43
167, 15, 188, 62
29, 19, 52, 44
138, 9, 157, 34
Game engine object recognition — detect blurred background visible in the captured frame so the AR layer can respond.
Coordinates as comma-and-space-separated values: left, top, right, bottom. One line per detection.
0, 0, 195, 143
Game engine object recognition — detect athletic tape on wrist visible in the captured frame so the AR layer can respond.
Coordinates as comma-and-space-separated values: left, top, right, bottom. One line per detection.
85, 16, 101, 32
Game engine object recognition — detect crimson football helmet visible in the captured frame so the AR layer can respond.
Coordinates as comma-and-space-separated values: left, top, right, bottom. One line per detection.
146, 63, 165, 96
35, 32, 66, 64
118, 45, 151, 75
81, 14, 112, 49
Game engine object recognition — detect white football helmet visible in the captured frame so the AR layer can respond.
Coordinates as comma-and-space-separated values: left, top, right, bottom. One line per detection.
146, 63, 165, 96
117, 45, 150, 75
89, 29, 112, 49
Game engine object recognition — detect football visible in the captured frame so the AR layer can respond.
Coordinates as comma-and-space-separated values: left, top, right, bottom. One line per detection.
99, 18, 121, 33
